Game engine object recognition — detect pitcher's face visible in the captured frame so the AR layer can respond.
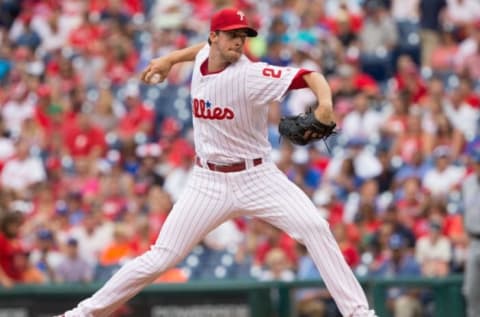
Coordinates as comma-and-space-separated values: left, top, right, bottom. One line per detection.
210, 29, 247, 63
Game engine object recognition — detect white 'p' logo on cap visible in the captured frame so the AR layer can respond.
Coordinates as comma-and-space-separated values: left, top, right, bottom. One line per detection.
237, 11, 245, 20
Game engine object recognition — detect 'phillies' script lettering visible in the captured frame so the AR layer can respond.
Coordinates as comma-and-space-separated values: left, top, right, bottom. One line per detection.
193, 98, 234, 120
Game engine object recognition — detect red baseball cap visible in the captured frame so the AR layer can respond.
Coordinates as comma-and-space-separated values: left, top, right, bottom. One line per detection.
210, 8, 257, 37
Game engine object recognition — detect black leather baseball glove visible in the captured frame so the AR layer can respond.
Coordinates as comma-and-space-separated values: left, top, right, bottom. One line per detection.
279, 110, 336, 146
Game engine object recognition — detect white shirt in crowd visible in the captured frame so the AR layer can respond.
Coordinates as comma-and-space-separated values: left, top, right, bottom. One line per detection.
342, 110, 385, 143
1, 94, 36, 137
0, 156, 46, 191
422, 165, 465, 197
69, 223, 115, 266
391, 0, 419, 21
415, 235, 452, 269
446, 0, 480, 25
203, 220, 244, 251
443, 101, 479, 141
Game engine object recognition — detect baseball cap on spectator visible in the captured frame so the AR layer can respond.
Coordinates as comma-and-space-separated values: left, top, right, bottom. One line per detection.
210, 8, 258, 37
37, 229, 54, 241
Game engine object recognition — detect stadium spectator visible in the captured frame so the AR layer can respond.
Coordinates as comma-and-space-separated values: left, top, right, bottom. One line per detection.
332, 222, 360, 268
1, 81, 35, 137
98, 224, 134, 266
415, 217, 452, 277
295, 243, 332, 317
144, 186, 172, 243
422, 145, 465, 199
369, 234, 423, 317
68, 210, 114, 267
90, 87, 118, 133
54, 237, 93, 283
258, 247, 295, 281
391, 112, 426, 165
254, 222, 297, 267
444, 0, 480, 34
358, 0, 398, 82
418, 0, 447, 68
63, 109, 107, 159
286, 147, 322, 198
393, 55, 427, 104
0, 211, 24, 287
381, 91, 410, 139
341, 91, 384, 143
16, 250, 46, 284
379, 205, 417, 249
29, 228, 63, 283
0, 137, 46, 196
430, 26, 459, 73
117, 82, 154, 143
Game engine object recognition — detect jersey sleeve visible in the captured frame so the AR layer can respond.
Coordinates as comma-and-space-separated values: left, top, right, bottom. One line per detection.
245, 62, 300, 105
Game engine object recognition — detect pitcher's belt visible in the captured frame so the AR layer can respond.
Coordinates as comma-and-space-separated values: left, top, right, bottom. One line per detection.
195, 157, 263, 173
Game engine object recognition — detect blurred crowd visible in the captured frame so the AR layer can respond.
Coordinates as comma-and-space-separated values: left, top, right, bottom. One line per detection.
0, 0, 479, 316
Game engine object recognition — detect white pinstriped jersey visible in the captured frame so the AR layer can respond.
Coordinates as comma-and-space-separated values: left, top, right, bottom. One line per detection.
191, 44, 300, 164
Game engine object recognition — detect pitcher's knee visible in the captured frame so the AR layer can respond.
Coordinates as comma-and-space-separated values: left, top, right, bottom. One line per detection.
301, 216, 330, 235
135, 246, 180, 277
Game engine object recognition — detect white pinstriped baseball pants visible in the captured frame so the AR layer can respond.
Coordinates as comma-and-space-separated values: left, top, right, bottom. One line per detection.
65, 162, 375, 317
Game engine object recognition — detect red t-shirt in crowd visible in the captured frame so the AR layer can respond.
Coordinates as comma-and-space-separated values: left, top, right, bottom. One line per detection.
0, 233, 22, 281
64, 124, 106, 158
394, 74, 427, 103
118, 104, 154, 138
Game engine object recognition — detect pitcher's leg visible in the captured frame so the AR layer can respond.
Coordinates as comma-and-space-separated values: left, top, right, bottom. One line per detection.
238, 164, 374, 317
65, 169, 233, 317
265, 205, 373, 316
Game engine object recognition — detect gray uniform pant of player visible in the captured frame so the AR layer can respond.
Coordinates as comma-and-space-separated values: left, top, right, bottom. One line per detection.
65, 162, 374, 317
464, 239, 480, 317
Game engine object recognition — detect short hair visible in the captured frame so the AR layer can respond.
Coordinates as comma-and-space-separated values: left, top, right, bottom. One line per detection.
0, 211, 23, 235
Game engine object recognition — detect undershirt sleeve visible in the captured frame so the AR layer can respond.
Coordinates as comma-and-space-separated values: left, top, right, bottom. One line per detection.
287, 69, 313, 90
